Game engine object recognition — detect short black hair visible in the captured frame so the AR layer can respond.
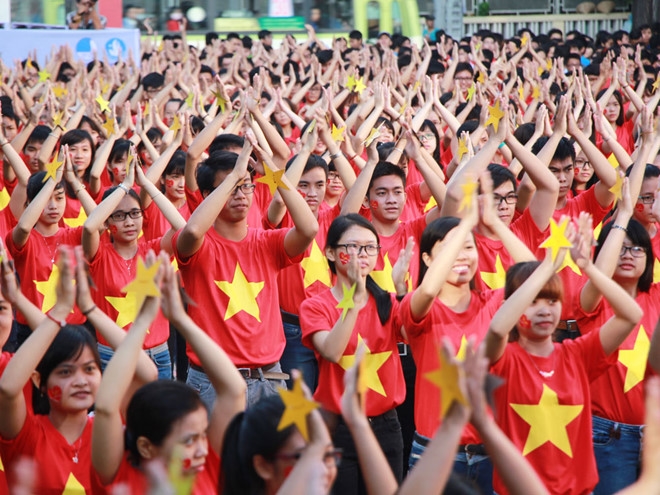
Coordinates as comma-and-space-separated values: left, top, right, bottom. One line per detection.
258, 29, 272, 39
205, 31, 218, 45
368, 162, 406, 193
142, 72, 164, 90
349, 30, 362, 40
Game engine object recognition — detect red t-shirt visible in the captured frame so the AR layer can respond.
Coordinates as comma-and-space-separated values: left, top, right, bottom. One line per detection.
275, 205, 339, 315
6, 226, 85, 325
596, 119, 635, 155
62, 196, 89, 229
0, 415, 94, 494
575, 283, 660, 425
173, 227, 303, 368
491, 330, 617, 495
88, 237, 169, 349
0, 208, 17, 252
142, 199, 191, 242
399, 289, 504, 440
91, 447, 220, 495
300, 290, 405, 415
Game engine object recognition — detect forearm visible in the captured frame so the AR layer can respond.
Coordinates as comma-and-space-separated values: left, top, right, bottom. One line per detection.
145, 184, 186, 230
316, 311, 360, 363
1, 140, 30, 185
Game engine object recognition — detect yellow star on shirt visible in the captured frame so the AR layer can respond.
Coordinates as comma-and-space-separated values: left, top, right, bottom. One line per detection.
458, 178, 478, 212
43, 155, 63, 183
653, 258, 660, 283
0, 187, 9, 211
424, 195, 437, 213
546, 59, 553, 71
53, 85, 68, 99
455, 334, 469, 361
371, 253, 396, 293
331, 124, 345, 143
63, 472, 85, 494
256, 163, 288, 196
485, 100, 505, 132
557, 251, 582, 275
481, 254, 506, 289
457, 136, 469, 161
35, 265, 60, 313
121, 257, 162, 316
540, 218, 573, 262
338, 334, 392, 397
518, 85, 525, 101
63, 207, 88, 228
38, 69, 51, 82
353, 77, 367, 95
95, 94, 111, 113
300, 240, 331, 288
169, 114, 182, 132
277, 374, 319, 441
510, 384, 583, 457
618, 326, 650, 393
537, 66, 545, 77
215, 263, 264, 321
532, 84, 541, 100
106, 293, 139, 328
424, 345, 468, 418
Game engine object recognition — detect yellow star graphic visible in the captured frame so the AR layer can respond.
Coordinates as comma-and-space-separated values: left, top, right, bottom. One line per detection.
53, 85, 68, 99
306, 119, 316, 134
256, 163, 288, 196
0, 454, 3, 471
336, 283, 356, 321
518, 85, 525, 101
609, 174, 624, 203
537, 66, 545, 77
38, 69, 51, 82
106, 293, 139, 328
100, 80, 112, 95
346, 74, 357, 91
521, 35, 529, 47
52, 111, 66, 130
331, 124, 345, 143
277, 374, 319, 441
424, 195, 437, 213
185, 92, 194, 108
95, 95, 111, 113
34, 265, 60, 313
338, 334, 392, 396
556, 250, 581, 275
481, 254, 506, 289
546, 59, 553, 71
455, 335, 469, 361
475, 42, 482, 51
466, 84, 476, 102
510, 384, 583, 457
371, 253, 396, 293
607, 153, 619, 168
485, 100, 505, 132
215, 263, 264, 321
102, 117, 115, 137
540, 218, 573, 262
653, 258, 660, 283
653, 76, 660, 93
477, 71, 486, 84
43, 155, 63, 183
26, 58, 34, 70
364, 127, 380, 148
424, 344, 468, 418
121, 257, 162, 317
169, 114, 182, 132
413, 80, 421, 92
300, 240, 331, 288
532, 84, 541, 100
211, 90, 227, 112
399, 103, 408, 115
143, 101, 151, 117
458, 178, 478, 212
618, 326, 650, 393
457, 136, 469, 161
0, 187, 9, 211
63, 207, 88, 228
63, 472, 85, 494
353, 77, 367, 95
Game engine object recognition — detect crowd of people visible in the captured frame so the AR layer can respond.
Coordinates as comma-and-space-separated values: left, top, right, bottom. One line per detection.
2, 18, 660, 495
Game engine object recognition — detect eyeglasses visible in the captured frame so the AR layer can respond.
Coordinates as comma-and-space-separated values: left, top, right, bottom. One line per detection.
109, 209, 144, 222
335, 243, 380, 256
493, 193, 519, 205
638, 195, 655, 204
327, 172, 341, 181
418, 134, 435, 142
575, 159, 592, 169
620, 245, 646, 258
231, 182, 256, 196
276, 448, 343, 467
454, 76, 473, 81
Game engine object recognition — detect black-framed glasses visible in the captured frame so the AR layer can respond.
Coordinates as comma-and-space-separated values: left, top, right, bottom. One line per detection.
276, 448, 343, 467
638, 195, 655, 204
231, 183, 256, 196
336, 243, 380, 256
418, 133, 435, 142
109, 209, 143, 222
620, 245, 646, 258
327, 172, 341, 181
575, 159, 592, 169
493, 193, 519, 205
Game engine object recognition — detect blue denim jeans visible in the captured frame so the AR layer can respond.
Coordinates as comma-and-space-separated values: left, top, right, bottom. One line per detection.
409, 432, 493, 494
98, 342, 172, 380
279, 320, 318, 392
592, 415, 642, 495
186, 362, 285, 412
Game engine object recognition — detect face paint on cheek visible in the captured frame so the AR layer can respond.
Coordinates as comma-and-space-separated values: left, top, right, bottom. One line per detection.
518, 315, 531, 330
370, 201, 379, 210
283, 465, 294, 478
181, 458, 192, 470
47, 386, 62, 402
339, 252, 350, 265
109, 225, 118, 234
298, 190, 307, 198
112, 167, 120, 176
166, 179, 175, 188
574, 168, 580, 175
636, 203, 645, 213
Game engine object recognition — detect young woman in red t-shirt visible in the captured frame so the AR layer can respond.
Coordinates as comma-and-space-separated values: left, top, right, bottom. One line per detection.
484, 213, 642, 495
300, 213, 405, 495
91, 258, 246, 494
82, 154, 186, 379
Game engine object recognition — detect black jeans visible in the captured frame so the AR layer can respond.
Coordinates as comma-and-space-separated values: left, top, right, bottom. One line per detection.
331, 409, 403, 495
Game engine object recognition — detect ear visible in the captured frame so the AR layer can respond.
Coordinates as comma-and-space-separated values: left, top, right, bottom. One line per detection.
253, 454, 275, 480
136, 436, 157, 460
421, 251, 432, 268
31, 371, 41, 391
362, 195, 370, 210
325, 246, 336, 264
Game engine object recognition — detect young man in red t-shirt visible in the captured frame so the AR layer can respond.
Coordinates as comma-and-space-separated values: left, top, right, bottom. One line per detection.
173, 142, 318, 409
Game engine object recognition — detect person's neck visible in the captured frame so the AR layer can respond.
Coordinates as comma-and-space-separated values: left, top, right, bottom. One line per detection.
519, 336, 554, 357
49, 409, 89, 444
167, 195, 186, 209
213, 218, 248, 241
324, 195, 339, 208
645, 220, 657, 239
617, 277, 639, 298
35, 222, 60, 237
372, 216, 400, 237
113, 240, 138, 259
438, 282, 472, 312
555, 195, 568, 210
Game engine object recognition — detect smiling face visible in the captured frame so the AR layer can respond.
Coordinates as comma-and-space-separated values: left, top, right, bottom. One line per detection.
44, 345, 101, 413
424, 228, 478, 287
